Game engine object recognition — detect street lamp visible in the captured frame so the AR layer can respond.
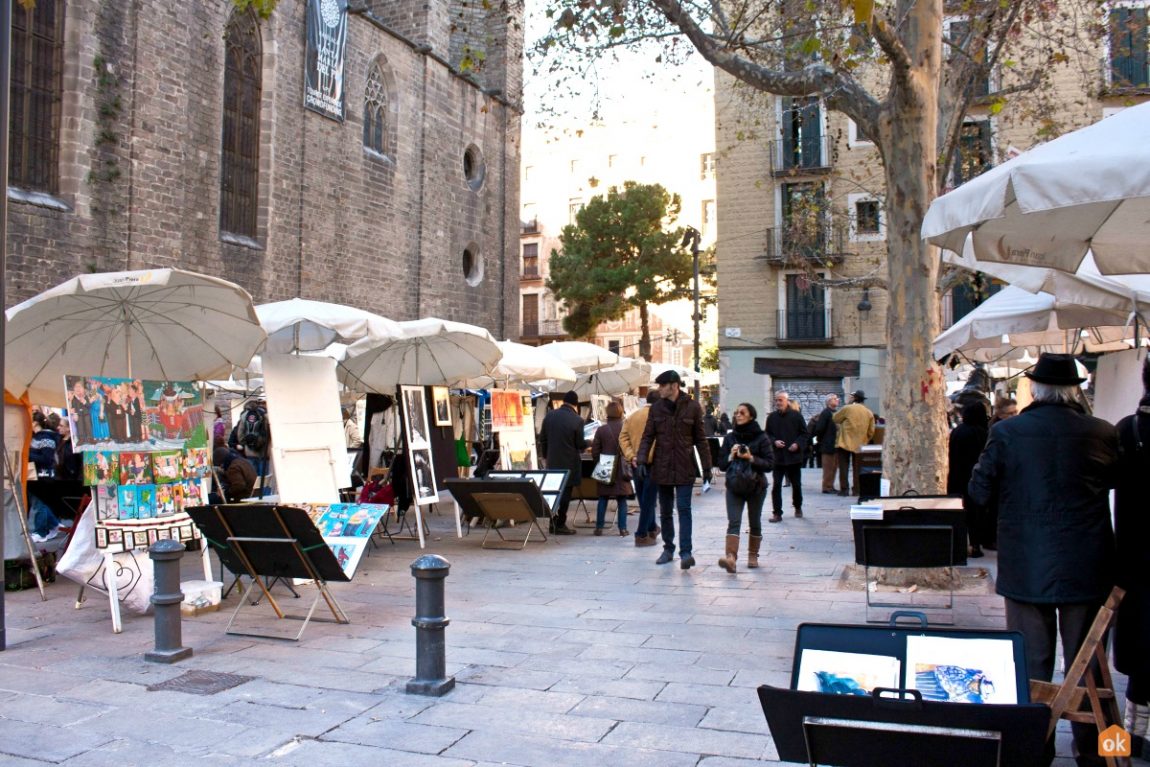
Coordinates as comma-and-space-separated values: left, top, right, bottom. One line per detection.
681, 227, 702, 401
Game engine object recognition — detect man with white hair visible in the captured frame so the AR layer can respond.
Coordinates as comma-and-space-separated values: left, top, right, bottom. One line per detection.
968, 353, 1118, 767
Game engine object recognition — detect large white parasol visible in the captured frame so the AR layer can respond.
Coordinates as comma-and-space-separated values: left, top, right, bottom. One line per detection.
539, 340, 619, 373
255, 298, 402, 354
457, 340, 577, 390
571, 356, 652, 398
932, 285, 1138, 362
339, 317, 503, 391
5, 269, 265, 406
922, 103, 1150, 276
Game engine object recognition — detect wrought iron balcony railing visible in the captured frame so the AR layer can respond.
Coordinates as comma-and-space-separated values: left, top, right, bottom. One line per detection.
776, 308, 833, 345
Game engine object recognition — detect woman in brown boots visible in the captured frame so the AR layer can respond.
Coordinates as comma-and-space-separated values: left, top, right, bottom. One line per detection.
715, 403, 772, 573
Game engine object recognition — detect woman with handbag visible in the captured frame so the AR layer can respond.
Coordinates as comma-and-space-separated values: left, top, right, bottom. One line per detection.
591, 402, 631, 536
715, 403, 772, 572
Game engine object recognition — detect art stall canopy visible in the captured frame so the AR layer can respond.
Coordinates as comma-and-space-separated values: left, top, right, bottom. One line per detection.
571, 357, 652, 398
5, 269, 265, 406
338, 317, 502, 392
255, 298, 402, 355
539, 341, 619, 373
922, 102, 1150, 276
457, 341, 577, 390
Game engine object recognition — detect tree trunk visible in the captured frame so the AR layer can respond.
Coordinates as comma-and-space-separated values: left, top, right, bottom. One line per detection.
876, 2, 949, 495
638, 302, 651, 361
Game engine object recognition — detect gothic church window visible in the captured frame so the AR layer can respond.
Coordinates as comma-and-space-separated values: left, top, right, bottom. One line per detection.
219, 9, 262, 240
10, 0, 65, 194
364, 63, 387, 154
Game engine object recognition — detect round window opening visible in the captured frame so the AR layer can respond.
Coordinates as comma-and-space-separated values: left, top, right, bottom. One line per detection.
462, 245, 483, 286
463, 144, 486, 191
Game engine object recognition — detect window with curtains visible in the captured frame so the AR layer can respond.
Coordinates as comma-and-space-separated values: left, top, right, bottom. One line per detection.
219, 10, 262, 239
9, 0, 65, 194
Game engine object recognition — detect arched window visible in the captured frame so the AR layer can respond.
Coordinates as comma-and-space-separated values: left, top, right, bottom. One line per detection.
10, 0, 66, 193
219, 10, 262, 239
363, 63, 387, 155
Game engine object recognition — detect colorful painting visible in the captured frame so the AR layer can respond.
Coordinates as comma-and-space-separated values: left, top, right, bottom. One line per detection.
182, 447, 211, 479
155, 483, 176, 515
151, 451, 183, 484
64, 375, 207, 452
905, 636, 1019, 705
118, 452, 154, 485
490, 390, 525, 431
137, 485, 157, 519
83, 451, 121, 486
95, 485, 119, 520
116, 485, 139, 519
796, 649, 902, 697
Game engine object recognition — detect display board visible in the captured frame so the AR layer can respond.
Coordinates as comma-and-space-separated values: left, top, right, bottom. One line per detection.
401, 385, 440, 505
299, 502, 390, 577
262, 353, 350, 503
484, 469, 570, 515
1092, 346, 1145, 426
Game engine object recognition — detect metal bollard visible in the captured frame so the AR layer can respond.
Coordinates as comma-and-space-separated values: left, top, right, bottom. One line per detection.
406, 554, 454, 696
144, 540, 193, 664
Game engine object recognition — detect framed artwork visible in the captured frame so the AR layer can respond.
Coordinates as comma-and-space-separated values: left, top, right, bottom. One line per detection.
409, 447, 439, 505
431, 386, 452, 427
401, 385, 430, 448
64, 375, 207, 452
95, 527, 108, 548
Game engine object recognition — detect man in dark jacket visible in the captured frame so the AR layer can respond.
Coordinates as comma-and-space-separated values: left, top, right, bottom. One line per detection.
811, 394, 839, 493
213, 447, 257, 503
968, 353, 1118, 767
636, 369, 712, 569
538, 390, 585, 535
765, 391, 808, 522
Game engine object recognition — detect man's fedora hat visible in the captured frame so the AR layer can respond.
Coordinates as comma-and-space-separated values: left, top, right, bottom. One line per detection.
851, 390, 867, 402
1025, 353, 1085, 385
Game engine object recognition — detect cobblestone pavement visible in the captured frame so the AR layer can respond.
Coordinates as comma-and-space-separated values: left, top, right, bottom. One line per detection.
0, 469, 1120, 765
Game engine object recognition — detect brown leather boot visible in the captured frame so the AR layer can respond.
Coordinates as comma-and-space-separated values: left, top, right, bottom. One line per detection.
718, 535, 739, 573
747, 535, 762, 568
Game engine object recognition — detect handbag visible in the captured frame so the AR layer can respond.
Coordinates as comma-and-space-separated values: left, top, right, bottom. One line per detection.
592, 454, 618, 484
725, 457, 764, 497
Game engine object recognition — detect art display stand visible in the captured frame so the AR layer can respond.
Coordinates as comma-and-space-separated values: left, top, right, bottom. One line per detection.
2, 449, 47, 599
759, 615, 1052, 767
852, 495, 967, 624
1028, 586, 1128, 767
443, 478, 553, 549
186, 504, 350, 641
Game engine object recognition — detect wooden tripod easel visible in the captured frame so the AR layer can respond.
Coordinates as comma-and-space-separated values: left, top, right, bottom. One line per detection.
1029, 586, 1130, 767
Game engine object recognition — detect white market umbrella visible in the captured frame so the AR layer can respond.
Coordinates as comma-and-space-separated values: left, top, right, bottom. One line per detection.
539, 340, 619, 373
457, 341, 577, 389
933, 285, 1136, 362
923, 102, 1150, 276
255, 298, 402, 354
339, 317, 502, 390
571, 357, 651, 397
5, 269, 265, 406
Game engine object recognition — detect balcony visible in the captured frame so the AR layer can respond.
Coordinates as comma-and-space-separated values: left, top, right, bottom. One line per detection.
521, 265, 542, 282
776, 308, 833, 346
769, 135, 832, 176
759, 225, 848, 267
521, 218, 540, 235
520, 319, 567, 341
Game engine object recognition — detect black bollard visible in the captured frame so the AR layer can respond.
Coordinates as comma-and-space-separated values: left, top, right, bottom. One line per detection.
144, 540, 193, 664
406, 554, 454, 696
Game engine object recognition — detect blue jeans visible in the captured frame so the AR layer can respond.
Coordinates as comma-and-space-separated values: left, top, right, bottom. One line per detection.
658, 484, 694, 558
595, 496, 629, 530
633, 473, 658, 536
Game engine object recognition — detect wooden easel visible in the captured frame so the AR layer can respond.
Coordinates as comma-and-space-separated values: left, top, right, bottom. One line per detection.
1029, 586, 1130, 767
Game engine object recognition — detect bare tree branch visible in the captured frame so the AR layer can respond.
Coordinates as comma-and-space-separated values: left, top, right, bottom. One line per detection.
870, 11, 913, 86
936, 264, 969, 296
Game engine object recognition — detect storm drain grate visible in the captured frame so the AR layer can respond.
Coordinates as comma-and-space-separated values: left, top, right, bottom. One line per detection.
147, 670, 254, 696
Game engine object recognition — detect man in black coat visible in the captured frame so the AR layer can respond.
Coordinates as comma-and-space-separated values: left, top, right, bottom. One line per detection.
765, 391, 808, 522
968, 353, 1118, 767
538, 390, 585, 535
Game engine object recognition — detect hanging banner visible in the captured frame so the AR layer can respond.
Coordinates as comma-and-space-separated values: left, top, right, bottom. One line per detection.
304, 0, 348, 121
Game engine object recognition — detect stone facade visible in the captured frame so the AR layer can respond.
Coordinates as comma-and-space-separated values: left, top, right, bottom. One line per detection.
714, 8, 1150, 420
5, 0, 522, 340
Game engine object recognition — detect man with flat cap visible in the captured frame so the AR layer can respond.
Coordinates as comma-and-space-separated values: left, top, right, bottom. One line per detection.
832, 389, 875, 497
636, 369, 712, 569
969, 353, 1118, 767
539, 390, 586, 535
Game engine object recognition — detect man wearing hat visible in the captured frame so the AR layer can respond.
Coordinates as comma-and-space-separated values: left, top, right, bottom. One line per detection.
538, 390, 586, 535
832, 390, 875, 496
969, 353, 1118, 767
636, 369, 712, 569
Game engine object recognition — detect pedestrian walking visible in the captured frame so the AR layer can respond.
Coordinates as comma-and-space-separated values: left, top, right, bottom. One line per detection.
812, 394, 839, 493
765, 391, 807, 522
636, 369, 711, 570
715, 403, 771, 573
620, 390, 660, 546
538, 390, 586, 535
591, 402, 631, 536
832, 390, 875, 496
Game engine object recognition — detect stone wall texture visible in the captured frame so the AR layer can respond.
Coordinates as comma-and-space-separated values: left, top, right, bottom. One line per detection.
6, 0, 523, 340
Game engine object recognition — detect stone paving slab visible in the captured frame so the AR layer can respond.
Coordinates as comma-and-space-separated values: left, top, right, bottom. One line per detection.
0, 468, 1114, 766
